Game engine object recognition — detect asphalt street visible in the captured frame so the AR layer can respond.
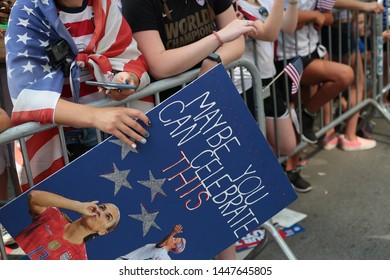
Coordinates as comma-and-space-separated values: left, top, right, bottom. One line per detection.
239, 115, 390, 260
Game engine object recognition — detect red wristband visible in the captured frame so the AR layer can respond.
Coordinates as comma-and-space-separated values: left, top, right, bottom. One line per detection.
212, 31, 223, 47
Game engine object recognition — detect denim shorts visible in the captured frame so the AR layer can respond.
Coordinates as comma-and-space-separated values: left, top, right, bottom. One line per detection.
64, 128, 100, 148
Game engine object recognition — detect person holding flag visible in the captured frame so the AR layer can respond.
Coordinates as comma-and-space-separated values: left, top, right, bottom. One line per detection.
274, 0, 354, 192
233, 0, 299, 162
6, 0, 152, 192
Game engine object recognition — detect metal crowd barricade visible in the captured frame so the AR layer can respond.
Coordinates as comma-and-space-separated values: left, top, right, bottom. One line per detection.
321, 11, 390, 133
272, 11, 390, 162
0, 59, 296, 260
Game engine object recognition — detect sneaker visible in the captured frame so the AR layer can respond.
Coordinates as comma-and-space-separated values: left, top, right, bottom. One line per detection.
295, 107, 318, 144
322, 135, 339, 150
287, 170, 313, 193
1, 224, 16, 246
339, 134, 377, 151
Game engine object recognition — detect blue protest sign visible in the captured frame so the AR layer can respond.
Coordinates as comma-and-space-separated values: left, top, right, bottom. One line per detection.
0, 64, 297, 260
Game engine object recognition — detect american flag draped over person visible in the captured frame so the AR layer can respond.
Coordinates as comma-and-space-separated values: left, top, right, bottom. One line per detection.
6, 0, 151, 191
317, 0, 336, 11
283, 56, 303, 95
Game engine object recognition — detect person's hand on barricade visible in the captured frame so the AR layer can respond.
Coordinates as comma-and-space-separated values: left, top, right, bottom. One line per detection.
217, 18, 257, 43
198, 18, 256, 74
54, 99, 150, 149
90, 107, 150, 149
363, 1, 384, 14
334, 0, 383, 14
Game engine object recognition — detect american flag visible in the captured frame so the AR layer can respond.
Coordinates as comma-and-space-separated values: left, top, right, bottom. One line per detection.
283, 56, 303, 95
316, 0, 336, 11
6, 0, 151, 191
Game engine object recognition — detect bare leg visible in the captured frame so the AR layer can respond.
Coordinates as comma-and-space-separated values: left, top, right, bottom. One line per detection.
266, 114, 297, 156
301, 59, 354, 114
323, 102, 337, 138
285, 152, 300, 173
343, 52, 364, 141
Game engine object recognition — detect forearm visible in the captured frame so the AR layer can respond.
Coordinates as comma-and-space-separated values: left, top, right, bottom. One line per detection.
198, 36, 245, 76
216, 36, 245, 64
281, 2, 299, 34
335, 0, 384, 13
28, 190, 81, 213
334, 0, 364, 11
54, 99, 97, 128
139, 32, 222, 80
252, 0, 285, 41
156, 232, 175, 248
298, 10, 320, 25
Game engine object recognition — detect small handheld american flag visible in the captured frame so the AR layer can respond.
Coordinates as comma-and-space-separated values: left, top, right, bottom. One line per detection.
316, 0, 336, 11
283, 56, 303, 95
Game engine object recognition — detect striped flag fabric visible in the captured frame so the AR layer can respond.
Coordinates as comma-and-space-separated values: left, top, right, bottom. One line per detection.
316, 0, 336, 11
283, 56, 303, 95
6, 0, 151, 191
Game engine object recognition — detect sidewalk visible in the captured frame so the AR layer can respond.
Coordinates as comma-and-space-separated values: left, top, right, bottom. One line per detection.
239, 114, 390, 260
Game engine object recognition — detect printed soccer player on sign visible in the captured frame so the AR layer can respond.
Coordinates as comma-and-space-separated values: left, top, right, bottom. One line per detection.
116, 224, 186, 260
14, 190, 120, 260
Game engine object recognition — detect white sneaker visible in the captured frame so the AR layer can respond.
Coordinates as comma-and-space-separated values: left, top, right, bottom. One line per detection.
339, 135, 377, 151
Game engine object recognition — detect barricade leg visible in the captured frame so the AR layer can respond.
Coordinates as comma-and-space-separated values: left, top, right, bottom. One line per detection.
243, 220, 297, 260
262, 220, 297, 260
0, 226, 8, 260
6, 142, 21, 197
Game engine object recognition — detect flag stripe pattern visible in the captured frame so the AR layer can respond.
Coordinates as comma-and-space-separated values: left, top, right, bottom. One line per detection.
6, 0, 151, 191
283, 56, 303, 95
317, 0, 336, 11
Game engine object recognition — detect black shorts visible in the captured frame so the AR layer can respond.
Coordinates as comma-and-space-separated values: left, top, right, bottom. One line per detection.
321, 23, 357, 57
274, 49, 320, 102
262, 78, 288, 118
242, 80, 288, 119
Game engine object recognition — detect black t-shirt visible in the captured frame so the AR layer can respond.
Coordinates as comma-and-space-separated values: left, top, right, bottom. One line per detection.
122, 0, 232, 99
122, 0, 232, 51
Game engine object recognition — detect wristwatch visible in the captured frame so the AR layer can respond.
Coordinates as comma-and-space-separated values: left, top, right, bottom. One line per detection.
206, 52, 221, 63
